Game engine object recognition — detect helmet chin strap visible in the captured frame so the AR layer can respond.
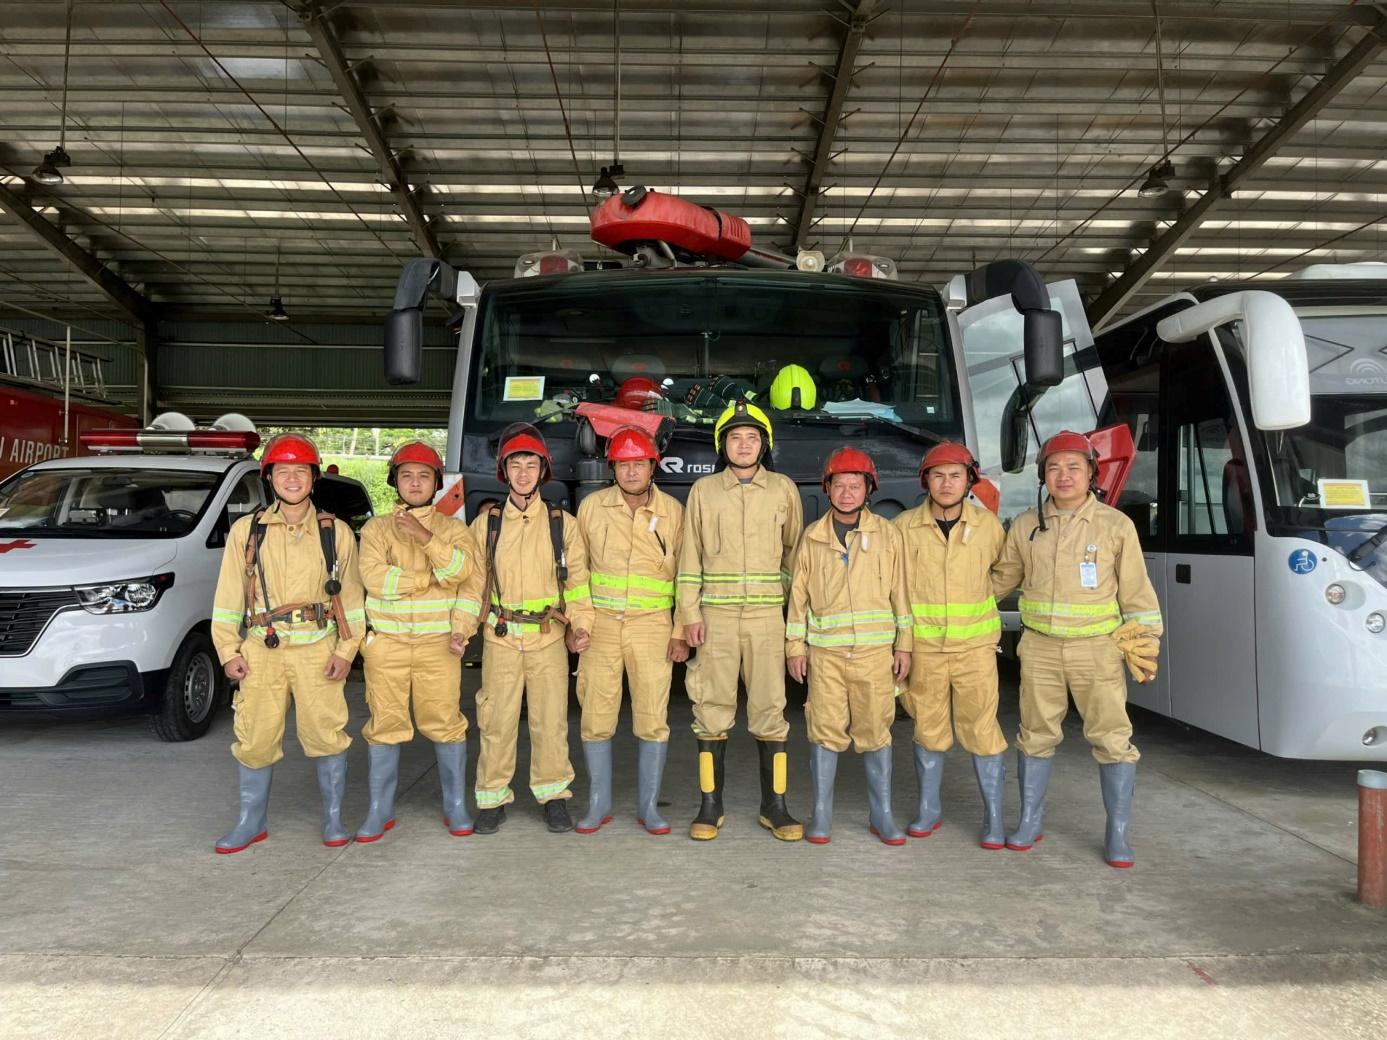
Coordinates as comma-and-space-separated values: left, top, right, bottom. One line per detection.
508, 483, 539, 509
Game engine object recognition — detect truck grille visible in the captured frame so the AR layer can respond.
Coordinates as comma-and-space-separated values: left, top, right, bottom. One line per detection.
0, 589, 78, 656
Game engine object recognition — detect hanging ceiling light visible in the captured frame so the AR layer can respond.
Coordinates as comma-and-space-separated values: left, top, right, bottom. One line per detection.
32, 0, 75, 186
592, 0, 625, 199
265, 295, 290, 322
1138, 159, 1175, 199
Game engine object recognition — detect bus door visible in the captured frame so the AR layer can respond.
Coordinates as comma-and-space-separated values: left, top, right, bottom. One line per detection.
1160, 336, 1260, 746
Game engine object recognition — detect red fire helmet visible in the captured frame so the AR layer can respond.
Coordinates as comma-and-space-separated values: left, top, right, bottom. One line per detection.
388, 440, 444, 488
615, 376, 664, 411
822, 446, 878, 495
606, 425, 660, 464
259, 433, 321, 476
496, 422, 553, 483
918, 441, 980, 488
1036, 430, 1099, 480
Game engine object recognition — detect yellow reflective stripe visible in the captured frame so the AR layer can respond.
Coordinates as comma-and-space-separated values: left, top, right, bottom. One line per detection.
702, 572, 782, 583
1023, 617, 1122, 638
366, 597, 456, 614
432, 548, 466, 581
807, 630, 898, 647
382, 567, 404, 599
785, 622, 807, 638
807, 609, 896, 629
1123, 610, 1163, 626
1019, 597, 1119, 618
344, 609, 365, 624
913, 616, 1001, 640
676, 572, 703, 586
566, 583, 591, 602
453, 598, 481, 617
475, 785, 511, 807
493, 595, 559, 612
703, 593, 785, 605
591, 572, 675, 594
530, 779, 571, 800
212, 608, 243, 624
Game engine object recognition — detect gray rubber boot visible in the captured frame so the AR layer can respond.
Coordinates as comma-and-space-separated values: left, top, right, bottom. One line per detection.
1100, 761, 1137, 868
435, 741, 473, 836
576, 739, 614, 834
805, 743, 839, 844
973, 753, 1007, 849
1006, 751, 1052, 851
316, 751, 351, 847
215, 764, 273, 854
636, 739, 670, 834
864, 747, 906, 845
355, 744, 400, 842
908, 745, 946, 837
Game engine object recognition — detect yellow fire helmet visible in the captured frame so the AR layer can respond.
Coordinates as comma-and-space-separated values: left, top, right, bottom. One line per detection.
769, 363, 817, 410
713, 399, 774, 456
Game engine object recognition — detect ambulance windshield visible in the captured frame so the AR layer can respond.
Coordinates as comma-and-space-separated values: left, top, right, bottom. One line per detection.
0, 467, 221, 538
469, 271, 957, 432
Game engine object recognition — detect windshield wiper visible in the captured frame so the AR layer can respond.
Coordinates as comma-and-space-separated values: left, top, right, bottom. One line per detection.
1348, 523, 1387, 566
805, 413, 946, 447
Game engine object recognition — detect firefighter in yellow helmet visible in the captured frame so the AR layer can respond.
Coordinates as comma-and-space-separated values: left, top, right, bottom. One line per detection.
354, 441, 479, 843
450, 423, 594, 834
769, 363, 817, 411
787, 447, 912, 846
211, 433, 366, 853
893, 442, 1008, 849
678, 400, 804, 841
992, 431, 1162, 868
574, 426, 687, 835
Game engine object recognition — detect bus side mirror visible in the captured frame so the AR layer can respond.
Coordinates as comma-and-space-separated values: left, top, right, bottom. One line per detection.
384, 258, 460, 387
1155, 290, 1309, 430
1022, 308, 1064, 388
999, 383, 1042, 473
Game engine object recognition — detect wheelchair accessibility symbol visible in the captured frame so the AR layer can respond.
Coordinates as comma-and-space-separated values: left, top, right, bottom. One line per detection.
1288, 549, 1318, 575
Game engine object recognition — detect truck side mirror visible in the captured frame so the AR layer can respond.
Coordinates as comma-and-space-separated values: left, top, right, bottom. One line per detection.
999, 383, 1041, 473
1023, 308, 1064, 388
383, 258, 459, 387
1155, 290, 1309, 430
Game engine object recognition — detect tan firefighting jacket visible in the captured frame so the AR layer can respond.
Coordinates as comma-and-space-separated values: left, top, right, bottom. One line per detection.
893, 498, 1006, 652
451, 495, 593, 651
992, 492, 1163, 639
359, 504, 477, 640
677, 466, 803, 626
577, 483, 685, 640
211, 502, 366, 665
786, 507, 912, 658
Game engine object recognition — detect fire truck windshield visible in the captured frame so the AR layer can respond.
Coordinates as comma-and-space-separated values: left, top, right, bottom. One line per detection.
469, 271, 957, 432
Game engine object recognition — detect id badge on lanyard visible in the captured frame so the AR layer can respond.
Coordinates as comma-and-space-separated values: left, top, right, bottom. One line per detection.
1080, 543, 1099, 589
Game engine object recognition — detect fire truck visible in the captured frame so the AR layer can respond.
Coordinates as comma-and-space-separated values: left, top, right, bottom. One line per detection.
0, 326, 140, 481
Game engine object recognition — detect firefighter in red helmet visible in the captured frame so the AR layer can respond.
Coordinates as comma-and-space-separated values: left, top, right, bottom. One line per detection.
992, 430, 1163, 868
451, 423, 594, 833
353, 440, 480, 843
573, 426, 687, 835
892, 441, 1009, 849
787, 447, 913, 845
211, 432, 366, 853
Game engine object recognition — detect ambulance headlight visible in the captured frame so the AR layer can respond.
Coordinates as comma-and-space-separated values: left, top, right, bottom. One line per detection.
1366, 612, 1386, 635
1324, 583, 1347, 605
76, 573, 175, 614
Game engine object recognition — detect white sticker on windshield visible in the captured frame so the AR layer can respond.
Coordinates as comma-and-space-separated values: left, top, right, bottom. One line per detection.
503, 376, 546, 402
1317, 479, 1370, 509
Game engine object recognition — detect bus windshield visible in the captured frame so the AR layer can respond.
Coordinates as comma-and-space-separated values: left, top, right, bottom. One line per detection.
468, 271, 957, 433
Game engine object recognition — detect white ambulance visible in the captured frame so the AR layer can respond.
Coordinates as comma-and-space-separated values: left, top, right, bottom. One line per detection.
0, 413, 371, 740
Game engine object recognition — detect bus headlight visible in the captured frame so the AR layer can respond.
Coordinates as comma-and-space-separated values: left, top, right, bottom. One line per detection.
1366, 612, 1386, 635
1324, 583, 1347, 605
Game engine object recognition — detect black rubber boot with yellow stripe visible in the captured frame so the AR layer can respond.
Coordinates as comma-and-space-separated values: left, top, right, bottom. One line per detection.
756, 739, 803, 842
689, 738, 726, 841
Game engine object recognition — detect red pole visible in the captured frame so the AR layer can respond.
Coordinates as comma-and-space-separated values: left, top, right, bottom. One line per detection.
1359, 770, 1387, 908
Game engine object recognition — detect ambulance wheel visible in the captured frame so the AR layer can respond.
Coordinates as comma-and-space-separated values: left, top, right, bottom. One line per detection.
151, 632, 225, 742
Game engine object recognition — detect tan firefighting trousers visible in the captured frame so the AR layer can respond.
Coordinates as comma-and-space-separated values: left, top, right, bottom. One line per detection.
1017, 630, 1140, 765
684, 606, 789, 741
230, 637, 351, 768
576, 611, 673, 743
360, 632, 467, 745
804, 646, 895, 754
904, 644, 1008, 756
474, 638, 574, 806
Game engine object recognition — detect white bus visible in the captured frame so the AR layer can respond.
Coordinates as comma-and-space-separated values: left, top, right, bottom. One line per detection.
966, 267, 1385, 761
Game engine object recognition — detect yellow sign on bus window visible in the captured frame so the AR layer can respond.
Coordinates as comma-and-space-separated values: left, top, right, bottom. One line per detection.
1317, 479, 1371, 509
503, 376, 546, 402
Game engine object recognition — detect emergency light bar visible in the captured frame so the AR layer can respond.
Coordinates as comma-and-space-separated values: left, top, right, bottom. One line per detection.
830, 254, 898, 280
515, 248, 584, 278
80, 429, 261, 455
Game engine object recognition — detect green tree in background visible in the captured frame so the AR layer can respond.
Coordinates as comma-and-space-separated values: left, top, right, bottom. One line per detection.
258, 426, 446, 516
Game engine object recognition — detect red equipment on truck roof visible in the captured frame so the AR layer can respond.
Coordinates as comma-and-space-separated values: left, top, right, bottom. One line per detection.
590, 187, 794, 268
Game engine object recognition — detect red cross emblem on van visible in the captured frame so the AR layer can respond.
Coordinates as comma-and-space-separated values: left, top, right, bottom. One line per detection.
0, 539, 37, 553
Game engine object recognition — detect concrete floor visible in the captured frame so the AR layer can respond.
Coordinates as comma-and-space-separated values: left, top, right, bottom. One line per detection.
1, 664, 1384, 1039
